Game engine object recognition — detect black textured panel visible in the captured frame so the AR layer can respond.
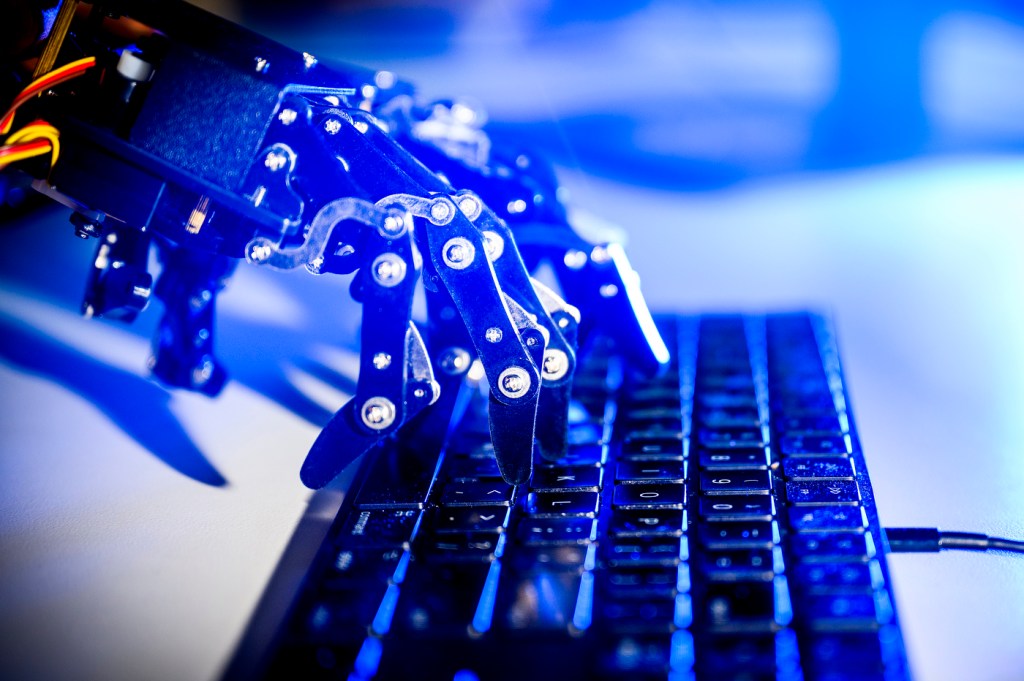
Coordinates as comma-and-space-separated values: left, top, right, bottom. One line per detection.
130, 44, 280, 191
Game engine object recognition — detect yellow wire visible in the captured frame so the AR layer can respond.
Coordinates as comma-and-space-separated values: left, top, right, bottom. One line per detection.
5, 123, 61, 167
0, 144, 52, 170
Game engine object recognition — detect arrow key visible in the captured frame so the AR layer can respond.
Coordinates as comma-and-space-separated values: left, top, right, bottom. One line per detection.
434, 506, 508, 534
440, 480, 513, 507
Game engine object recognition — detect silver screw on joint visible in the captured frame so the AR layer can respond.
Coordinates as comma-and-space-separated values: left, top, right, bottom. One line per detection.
192, 355, 215, 387
442, 237, 475, 270
372, 352, 391, 370
380, 212, 406, 237
371, 253, 407, 287
484, 327, 502, 343
542, 349, 570, 381
429, 200, 453, 224
497, 366, 532, 399
438, 347, 471, 375
360, 397, 396, 431
324, 118, 342, 135
457, 195, 481, 220
481, 230, 505, 261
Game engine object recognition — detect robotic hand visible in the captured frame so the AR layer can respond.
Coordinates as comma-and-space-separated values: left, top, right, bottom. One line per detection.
1, 0, 670, 488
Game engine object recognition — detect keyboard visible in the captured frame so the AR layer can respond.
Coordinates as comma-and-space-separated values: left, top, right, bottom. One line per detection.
233, 312, 911, 680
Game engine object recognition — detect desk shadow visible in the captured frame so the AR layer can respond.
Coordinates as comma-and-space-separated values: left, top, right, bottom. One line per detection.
0, 312, 227, 487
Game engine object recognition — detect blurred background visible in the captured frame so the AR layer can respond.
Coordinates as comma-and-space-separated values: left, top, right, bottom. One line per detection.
2, 1, 1023, 680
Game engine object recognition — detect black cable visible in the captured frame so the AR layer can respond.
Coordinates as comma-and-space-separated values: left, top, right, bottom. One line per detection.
885, 527, 1024, 555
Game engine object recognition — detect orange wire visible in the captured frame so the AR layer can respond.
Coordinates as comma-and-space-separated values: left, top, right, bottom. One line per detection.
0, 139, 53, 170
1, 56, 97, 135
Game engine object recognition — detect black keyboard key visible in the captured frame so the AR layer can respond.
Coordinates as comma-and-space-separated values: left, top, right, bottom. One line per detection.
422, 532, 503, 562
787, 479, 860, 505
526, 491, 600, 516
701, 549, 778, 581
697, 447, 769, 470
517, 517, 596, 544
604, 566, 684, 599
806, 592, 893, 631
393, 562, 491, 633
605, 536, 685, 567
697, 633, 778, 676
779, 434, 849, 456
531, 465, 602, 491
699, 495, 774, 521
793, 562, 881, 593
446, 456, 503, 481
776, 414, 844, 434
325, 547, 406, 587
807, 629, 900, 674
698, 521, 776, 549
509, 544, 590, 572
790, 533, 876, 562
620, 437, 684, 460
499, 569, 583, 631
781, 456, 855, 480
624, 406, 682, 421
698, 407, 761, 428
613, 483, 686, 509
440, 480, 513, 506
339, 509, 420, 549
616, 459, 686, 483
433, 506, 508, 534
540, 442, 605, 467
699, 428, 766, 449
356, 449, 437, 509
699, 392, 758, 409
597, 595, 691, 633
701, 580, 782, 632
791, 506, 867, 532
700, 469, 771, 495
609, 509, 686, 536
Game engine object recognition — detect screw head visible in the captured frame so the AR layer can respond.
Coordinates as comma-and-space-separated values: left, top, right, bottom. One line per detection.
599, 283, 619, 298
278, 108, 298, 125
371, 253, 407, 287
372, 352, 391, 370
439, 347, 470, 375
481, 230, 504, 261
360, 397, 396, 431
484, 327, 503, 343
429, 200, 452, 224
563, 249, 587, 270
457, 195, 481, 220
498, 366, 531, 399
542, 349, 569, 381
591, 245, 611, 264
442, 237, 475, 270
264, 150, 288, 171
192, 355, 215, 387
324, 118, 342, 134
380, 213, 406, 236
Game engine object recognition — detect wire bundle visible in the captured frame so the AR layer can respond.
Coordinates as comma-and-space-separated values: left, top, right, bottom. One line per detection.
0, 56, 96, 171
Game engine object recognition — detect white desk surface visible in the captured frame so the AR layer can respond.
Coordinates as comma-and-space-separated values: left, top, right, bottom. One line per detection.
2, 156, 1023, 681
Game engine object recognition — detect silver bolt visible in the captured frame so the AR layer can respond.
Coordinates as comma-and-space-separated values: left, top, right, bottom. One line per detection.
481, 230, 504, 261
264, 150, 288, 171
360, 397, 396, 431
542, 349, 569, 381
442, 237, 475, 270
278, 108, 298, 125
250, 243, 272, 262
563, 249, 587, 270
439, 347, 470, 375
380, 213, 405, 236
192, 356, 214, 386
429, 200, 453, 224
413, 388, 425, 398
254, 57, 269, 73
457, 195, 481, 220
371, 253, 407, 287
372, 352, 391, 370
498, 366, 531, 399
591, 245, 611, 264
190, 290, 212, 311
599, 283, 619, 298
302, 52, 318, 70
507, 199, 527, 214
484, 327, 503, 343
324, 118, 342, 135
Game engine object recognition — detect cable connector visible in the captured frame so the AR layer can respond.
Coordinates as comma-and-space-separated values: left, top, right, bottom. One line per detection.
885, 527, 1024, 555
